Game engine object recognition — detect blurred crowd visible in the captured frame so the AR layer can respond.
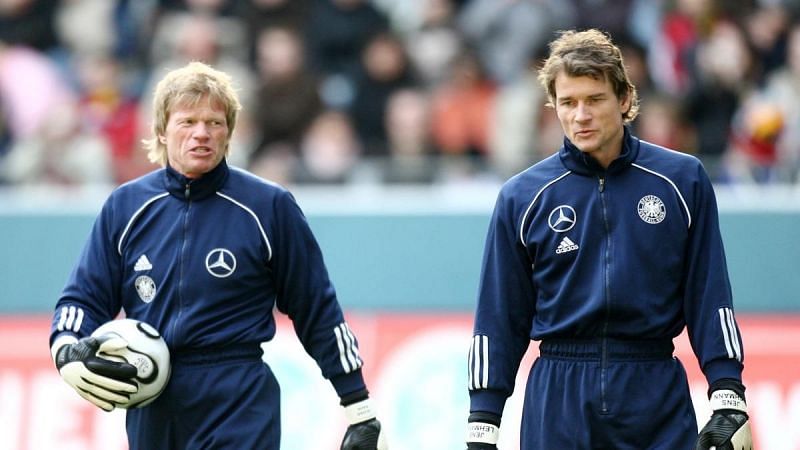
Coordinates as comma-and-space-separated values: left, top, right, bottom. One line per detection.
1, 0, 799, 188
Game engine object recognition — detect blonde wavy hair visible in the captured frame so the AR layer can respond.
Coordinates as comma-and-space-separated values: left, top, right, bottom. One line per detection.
142, 61, 242, 166
538, 29, 640, 123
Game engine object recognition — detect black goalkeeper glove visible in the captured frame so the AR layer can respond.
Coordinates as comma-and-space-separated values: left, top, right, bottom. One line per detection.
339, 391, 387, 450
695, 381, 753, 450
55, 335, 138, 411
466, 412, 500, 450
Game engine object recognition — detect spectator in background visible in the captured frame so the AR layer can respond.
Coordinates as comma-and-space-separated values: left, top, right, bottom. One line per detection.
305, 0, 389, 109
683, 20, 758, 182
72, 52, 154, 184
348, 31, 417, 157
234, 0, 310, 67
488, 47, 548, 179
647, 0, 715, 95
249, 25, 322, 166
636, 93, 691, 151
763, 22, 800, 184
296, 110, 361, 184
381, 88, 438, 184
2, 97, 113, 186
402, 0, 464, 90
430, 48, 496, 177
741, 2, 791, 82
0, 43, 75, 150
457, 0, 572, 83
0, 0, 59, 53
725, 95, 784, 184
54, 0, 118, 58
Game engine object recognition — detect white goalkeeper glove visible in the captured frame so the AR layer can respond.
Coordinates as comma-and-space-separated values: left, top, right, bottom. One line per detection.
466, 412, 500, 450
54, 334, 138, 411
695, 384, 753, 450
340, 394, 388, 450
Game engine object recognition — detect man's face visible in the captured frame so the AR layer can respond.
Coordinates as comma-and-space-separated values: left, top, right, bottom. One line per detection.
554, 72, 630, 167
160, 95, 229, 178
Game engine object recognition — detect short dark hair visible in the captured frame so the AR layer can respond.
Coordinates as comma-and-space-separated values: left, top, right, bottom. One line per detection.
538, 29, 640, 123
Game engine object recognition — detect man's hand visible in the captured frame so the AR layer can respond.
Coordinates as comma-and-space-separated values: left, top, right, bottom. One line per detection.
695, 389, 753, 450
340, 397, 388, 450
55, 335, 138, 411
466, 412, 500, 450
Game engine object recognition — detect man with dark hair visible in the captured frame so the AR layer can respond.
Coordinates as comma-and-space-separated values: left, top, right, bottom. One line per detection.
465, 29, 752, 450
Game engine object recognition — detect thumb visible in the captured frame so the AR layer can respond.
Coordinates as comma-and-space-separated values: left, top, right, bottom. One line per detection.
96, 335, 129, 354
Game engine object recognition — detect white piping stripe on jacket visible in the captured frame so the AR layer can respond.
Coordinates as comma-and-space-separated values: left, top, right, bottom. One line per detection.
718, 307, 743, 362
519, 171, 572, 245
469, 335, 489, 390
631, 163, 692, 228
216, 192, 274, 261
118, 193, 170, 255
333, 323, 363, 373
57, 305, 84, 333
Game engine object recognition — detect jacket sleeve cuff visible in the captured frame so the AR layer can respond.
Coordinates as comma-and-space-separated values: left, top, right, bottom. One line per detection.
469, 389, 508, 417
50, 334, 79, 364
329, 369, 367, 399
703, 358, 743, 387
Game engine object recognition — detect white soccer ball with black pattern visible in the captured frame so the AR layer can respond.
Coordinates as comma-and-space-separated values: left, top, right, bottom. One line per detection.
91, 318, 171, 408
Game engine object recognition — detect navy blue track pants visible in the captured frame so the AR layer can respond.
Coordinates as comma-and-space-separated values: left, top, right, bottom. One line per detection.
126, 347, 281, 450
520, 339, 698, 450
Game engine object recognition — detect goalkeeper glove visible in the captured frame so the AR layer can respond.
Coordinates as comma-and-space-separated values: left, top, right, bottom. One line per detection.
466, 411, 500, 450
695, 381, 753, 450
54, 335, 138, 412
340, 391, 388, 450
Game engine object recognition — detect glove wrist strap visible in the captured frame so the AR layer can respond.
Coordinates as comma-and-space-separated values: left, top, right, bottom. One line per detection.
467, 422, 499, 445
710, 389, 748, 413
343, 398, 376, 425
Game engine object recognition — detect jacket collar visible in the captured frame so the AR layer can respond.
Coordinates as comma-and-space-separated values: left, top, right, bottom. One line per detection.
164, 159, 229, 201
558, 126, 639, 176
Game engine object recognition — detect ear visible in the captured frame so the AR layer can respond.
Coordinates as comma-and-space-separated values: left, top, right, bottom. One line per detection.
158, 135, 167, 144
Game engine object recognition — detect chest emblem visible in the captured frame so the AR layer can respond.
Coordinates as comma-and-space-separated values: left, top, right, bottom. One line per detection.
638, 195, 666, 224
135, 276, 157, 303
134, 254, 153, 271
556, 236, 579, 254
548, 205, 576, 232
206, 248, 237, 278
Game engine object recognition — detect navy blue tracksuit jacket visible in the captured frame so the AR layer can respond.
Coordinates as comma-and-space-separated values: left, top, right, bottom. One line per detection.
468, 129, 744, 448
49, 160, 365, 448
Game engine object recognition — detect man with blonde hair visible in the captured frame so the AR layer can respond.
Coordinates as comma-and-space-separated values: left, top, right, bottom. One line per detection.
49, 61, 387, 450
466, 30, 753, 449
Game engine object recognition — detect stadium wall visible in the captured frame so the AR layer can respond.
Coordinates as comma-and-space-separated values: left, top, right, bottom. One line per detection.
1, 192, 798, 313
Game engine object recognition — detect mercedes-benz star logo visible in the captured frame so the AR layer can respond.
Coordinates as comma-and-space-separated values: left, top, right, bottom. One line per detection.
205, 248, 236, 278
548, 205, 577, 232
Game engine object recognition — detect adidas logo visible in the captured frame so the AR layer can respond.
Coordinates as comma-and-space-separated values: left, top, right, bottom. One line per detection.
134, 254, 153, 271
556, 236, 579, 254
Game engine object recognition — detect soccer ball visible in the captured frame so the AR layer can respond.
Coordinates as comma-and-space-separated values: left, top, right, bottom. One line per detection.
91, 318, 171, 408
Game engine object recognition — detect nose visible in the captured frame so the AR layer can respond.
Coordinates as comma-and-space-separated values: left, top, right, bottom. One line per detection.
574, 102, 591, 122
192, 123, 211, 140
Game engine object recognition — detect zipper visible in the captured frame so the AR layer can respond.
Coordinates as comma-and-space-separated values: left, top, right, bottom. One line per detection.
598, 174, 611, 414
171, 184, 191, 344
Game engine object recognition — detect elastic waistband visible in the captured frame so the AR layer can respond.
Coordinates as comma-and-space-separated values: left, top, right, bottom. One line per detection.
539, 338, 674, 361
172, 344, 263, 365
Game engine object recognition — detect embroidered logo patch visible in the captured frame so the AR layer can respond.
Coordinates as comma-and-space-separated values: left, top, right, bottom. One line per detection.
135, 276, 157, 303
134, 254, 152, 271
555, 236, 579, 254
206, 248, 236, 278
638, 195, 666, 224
548, 205, 577, 232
